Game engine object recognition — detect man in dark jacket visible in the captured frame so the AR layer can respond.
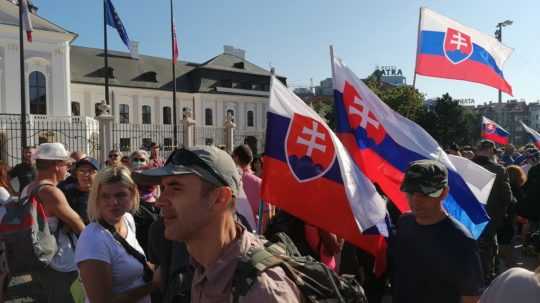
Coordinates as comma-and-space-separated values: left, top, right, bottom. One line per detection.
472, 140, 514, 284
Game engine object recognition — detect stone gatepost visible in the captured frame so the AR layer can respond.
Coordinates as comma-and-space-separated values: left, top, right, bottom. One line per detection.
182, 108, 196, 147
224, 112, 236, 154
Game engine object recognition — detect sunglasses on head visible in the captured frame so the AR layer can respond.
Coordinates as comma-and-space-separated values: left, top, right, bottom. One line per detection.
167, 149, 229, 187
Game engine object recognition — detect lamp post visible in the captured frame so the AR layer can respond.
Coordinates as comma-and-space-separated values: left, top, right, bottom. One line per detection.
495, 20, 512, 103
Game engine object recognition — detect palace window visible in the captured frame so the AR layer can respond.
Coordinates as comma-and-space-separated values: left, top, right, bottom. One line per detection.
29, 71, 46, 114
119, 104, 130, 123
205, 108, 213, 126
247, 110, 254, 127
142, 105, 152, 124
163, 106, 172, 125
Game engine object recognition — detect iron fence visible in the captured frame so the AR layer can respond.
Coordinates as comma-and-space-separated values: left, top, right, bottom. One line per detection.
0, 114, 99, 166
0, 114, 267, 166
112, 122, 183, 160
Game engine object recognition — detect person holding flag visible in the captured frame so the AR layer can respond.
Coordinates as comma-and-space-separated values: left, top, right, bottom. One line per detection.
472, 140, 514, 284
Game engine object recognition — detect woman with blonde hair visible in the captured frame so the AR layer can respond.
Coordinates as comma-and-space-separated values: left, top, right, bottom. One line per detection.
74, 166, 156, 303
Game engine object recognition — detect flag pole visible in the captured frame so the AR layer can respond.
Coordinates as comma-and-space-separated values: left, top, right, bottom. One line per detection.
329, 45, 336, 89
19, 0, 27, 148
412, 7, 423, 90
170, 0, 178, 148
104, 0, 110, 105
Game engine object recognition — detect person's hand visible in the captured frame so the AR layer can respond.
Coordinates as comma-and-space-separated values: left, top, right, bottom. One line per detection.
151, 266, 161, 290
319, 230, 341, 256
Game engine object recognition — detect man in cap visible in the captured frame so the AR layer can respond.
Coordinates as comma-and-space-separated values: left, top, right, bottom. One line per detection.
473, 139, 514, 284
24, 143, 86, 303
134, 146, 301, 303
389, 160, 484, 303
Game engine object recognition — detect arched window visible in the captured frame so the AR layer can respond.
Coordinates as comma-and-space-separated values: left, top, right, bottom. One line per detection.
142, 105, 152, 124
71, 102, 80, 116
205, 108, 213, 126
163, 106, 172, 124
29, 71, 46, 114
247, 110, 254, 127
226, 109, 235, 123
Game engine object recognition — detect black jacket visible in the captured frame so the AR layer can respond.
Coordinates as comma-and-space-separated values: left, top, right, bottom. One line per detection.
472, 156, 514, 236
521, 163, 540, 221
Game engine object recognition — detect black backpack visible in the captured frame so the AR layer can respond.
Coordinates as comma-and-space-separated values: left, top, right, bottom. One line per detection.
232, 232, 367, 303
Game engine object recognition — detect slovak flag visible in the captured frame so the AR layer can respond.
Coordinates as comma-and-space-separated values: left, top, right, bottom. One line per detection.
333, 55, 494, 239
20, 0, 33, 42
520, 121, 540, 149
262, 77, 389, 273
481, 116, 510, 145
415, 7, 513, 96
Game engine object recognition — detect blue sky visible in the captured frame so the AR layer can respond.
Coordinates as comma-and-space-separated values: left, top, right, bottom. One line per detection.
36, 0, 539, 105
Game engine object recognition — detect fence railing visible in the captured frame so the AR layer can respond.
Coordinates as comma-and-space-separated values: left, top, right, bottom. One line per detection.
0, 114, 100, 166
112, 122, 184, 159
0, 114, 266, 166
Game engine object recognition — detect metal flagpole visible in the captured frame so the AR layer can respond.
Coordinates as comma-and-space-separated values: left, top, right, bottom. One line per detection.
170, 0, 178, 148
104, 0, 110, 105
19, 0, 27, 148
412, 7, 423, 90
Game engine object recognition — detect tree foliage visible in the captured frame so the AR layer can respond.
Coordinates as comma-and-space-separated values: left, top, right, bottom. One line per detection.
417, 93, 481, 148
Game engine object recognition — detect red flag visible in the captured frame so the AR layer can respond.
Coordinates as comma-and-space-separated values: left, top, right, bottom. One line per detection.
172, 23, 179, 64
20, 0, 33, 42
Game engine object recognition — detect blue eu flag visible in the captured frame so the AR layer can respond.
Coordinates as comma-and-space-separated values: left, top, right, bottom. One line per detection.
105, 0, 133, 54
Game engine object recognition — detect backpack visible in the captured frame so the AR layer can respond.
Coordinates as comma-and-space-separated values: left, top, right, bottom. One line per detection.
0, 183, 58, 275
264, 210, 319, 259
232, 232, 367, 303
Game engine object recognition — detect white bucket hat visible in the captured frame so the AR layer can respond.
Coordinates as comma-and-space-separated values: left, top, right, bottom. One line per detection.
34, 143, 70, 161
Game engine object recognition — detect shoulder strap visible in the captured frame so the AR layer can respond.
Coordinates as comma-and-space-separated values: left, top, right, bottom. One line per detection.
98, 219, 154, 283
232, 243, 291, 303
26, 182, 55, 203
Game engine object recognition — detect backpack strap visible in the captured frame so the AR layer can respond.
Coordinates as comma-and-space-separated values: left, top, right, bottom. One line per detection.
232, 241, 298, 303
25, 182, 55, 204
98, 219, 154, 283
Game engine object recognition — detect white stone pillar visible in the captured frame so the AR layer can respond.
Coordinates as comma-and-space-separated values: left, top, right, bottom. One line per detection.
5, 44, 21, 113
96, 104, 114, 163
224, 114, 236, 154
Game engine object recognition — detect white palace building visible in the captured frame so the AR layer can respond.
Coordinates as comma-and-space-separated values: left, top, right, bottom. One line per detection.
0, 1, 283, 163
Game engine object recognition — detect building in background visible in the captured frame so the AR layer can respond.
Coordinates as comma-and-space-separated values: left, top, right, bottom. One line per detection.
0, 0, 284, 162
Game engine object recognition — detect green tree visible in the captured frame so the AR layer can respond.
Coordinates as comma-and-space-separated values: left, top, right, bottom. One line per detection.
417, 93, 481, 147
364, 73, 425, 120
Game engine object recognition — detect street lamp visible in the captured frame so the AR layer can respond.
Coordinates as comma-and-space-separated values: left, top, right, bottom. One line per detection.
495, 20, 513, 103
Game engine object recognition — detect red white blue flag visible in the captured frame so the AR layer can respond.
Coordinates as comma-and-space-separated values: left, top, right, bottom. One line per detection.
333, 54, 493, 239
262, 77, 388, 274
20, 0, 33, 42
481, 116, 510, 145
415, 8, 513, 95
520, 121, 540, 149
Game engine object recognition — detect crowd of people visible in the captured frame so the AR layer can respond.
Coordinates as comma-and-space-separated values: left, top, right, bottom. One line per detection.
0, 139, 538, 303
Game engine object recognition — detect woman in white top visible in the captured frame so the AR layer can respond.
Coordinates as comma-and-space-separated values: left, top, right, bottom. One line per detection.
0, 161, 14, 203
75, 166, 156, 303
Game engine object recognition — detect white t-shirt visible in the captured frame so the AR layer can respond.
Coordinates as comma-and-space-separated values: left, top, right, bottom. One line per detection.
75, 213, 150, 303
0, 187, 10, 204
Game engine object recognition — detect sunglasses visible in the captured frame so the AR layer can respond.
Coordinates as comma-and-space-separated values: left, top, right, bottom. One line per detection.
167, 149, 229, 187
109, 154, 119, 158
132, 158, 147, 162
